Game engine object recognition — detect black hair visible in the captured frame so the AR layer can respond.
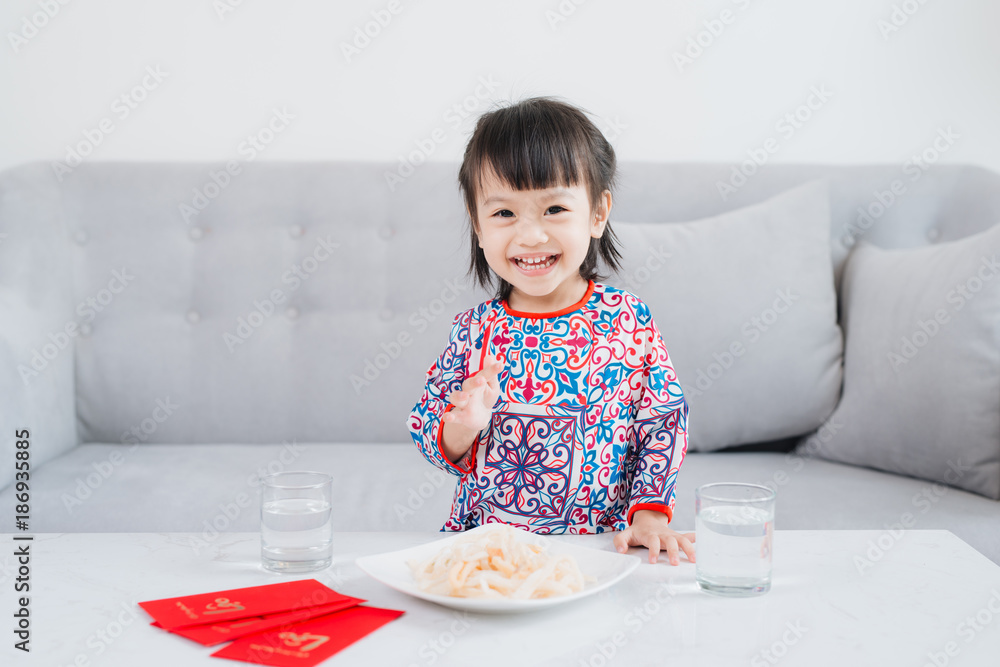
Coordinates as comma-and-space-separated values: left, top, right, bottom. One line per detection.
457, 96, 624, 302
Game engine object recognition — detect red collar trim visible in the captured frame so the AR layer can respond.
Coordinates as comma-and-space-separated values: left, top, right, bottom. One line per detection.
500, 280, 596, 319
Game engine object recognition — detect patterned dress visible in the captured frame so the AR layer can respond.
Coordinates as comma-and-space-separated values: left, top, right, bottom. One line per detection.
406, 280, 689, 534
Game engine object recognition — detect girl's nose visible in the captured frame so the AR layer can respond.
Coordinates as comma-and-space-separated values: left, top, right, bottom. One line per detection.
514, 218, 548, 244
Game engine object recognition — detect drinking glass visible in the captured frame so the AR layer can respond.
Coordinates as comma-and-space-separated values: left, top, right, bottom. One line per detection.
695, 482, 776, 596
260, 471, 333, 573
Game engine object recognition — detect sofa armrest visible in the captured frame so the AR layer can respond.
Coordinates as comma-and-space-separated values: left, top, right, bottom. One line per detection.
0, 162, 78, 496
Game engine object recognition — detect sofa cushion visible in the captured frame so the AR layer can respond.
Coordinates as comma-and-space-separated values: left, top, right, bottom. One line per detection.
796, 222, 1000, 499
5, 443, 998, 565
610, 179, 843, 451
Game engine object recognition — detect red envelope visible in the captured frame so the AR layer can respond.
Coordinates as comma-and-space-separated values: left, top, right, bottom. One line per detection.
210, 605, 405, 667
139, 579, 341, 629
150, 594, 366, 646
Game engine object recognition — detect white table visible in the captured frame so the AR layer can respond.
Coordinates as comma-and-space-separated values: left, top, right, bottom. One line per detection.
2, 530, 999, 666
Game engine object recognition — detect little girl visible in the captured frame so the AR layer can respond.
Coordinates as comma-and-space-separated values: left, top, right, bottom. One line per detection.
406, 97, 694, 566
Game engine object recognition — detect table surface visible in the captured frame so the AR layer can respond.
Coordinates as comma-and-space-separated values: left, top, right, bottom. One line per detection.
2, 529, 999, 667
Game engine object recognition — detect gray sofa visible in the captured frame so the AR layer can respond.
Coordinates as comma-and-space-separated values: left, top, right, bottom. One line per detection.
2, 160, 998, 563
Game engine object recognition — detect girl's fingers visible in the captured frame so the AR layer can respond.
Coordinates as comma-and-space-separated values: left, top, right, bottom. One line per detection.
663, 536, 679, 565
463, 375, 487, 392
613, 530, 631, 553
445, 403, 487, 430
479, 356, 502, 380
454, 381, 487, 400
445, 407, 468, 426
644, 534, 660, 564
678, 536, 696, 563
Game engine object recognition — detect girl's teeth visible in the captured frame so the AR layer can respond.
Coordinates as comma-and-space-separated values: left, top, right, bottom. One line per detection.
517, 255, 556, 270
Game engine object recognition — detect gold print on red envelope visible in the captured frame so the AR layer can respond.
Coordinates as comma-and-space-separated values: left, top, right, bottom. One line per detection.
139, 579, 341, 630
204, 597, 246, 615
210, 605, 405, 667
221, 617, 268, 631
278, 631, 328, 652
149, 596, 367, 647
142, 581, 405, 666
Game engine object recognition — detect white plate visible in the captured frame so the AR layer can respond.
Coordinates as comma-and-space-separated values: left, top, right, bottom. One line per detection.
354, 525, 641, 613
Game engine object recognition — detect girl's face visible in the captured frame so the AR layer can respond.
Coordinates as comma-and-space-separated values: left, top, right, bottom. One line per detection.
474, 167, 611, 312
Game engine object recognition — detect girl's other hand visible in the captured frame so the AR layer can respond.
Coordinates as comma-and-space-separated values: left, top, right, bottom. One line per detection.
443, 354, 503, 433
613, 510, 696, 565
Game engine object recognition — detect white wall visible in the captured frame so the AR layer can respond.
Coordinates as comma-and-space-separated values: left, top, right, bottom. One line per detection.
2, 0, 997, 174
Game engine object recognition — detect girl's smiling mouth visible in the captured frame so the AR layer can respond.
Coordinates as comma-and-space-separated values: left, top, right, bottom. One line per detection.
511, 253, 560, 275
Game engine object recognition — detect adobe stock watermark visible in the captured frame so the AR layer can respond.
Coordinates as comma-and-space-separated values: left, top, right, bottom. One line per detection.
877, 0, 933, 40
920, 589, 1000, 667
887, 253, 999, 373
716, 84, 834, 202
384, 76, 501, 192
405, 611, 477, 666
770, 428, 975, 576
351, 277, 470, 395
394, 467, 451, 524
179, 107, 295, 223
684, 288, 799, 398
18, 267, 136, 386
842, 126, 959, 246
758, 414, 845, 492
319, 563, 365, 589
214, 0, 248, 20
672, 0, 758, 73
616, 244, 673, 293
595, 113, 627, 145
223, 234, 339, 352
189, 440, 307, 555
61, 397, 180, 514
545, 0, 591, 31
61, 599, 142, 667
340, 0, 405, 63
51, 65, 169, 182
7, 0, 73, 54
576, 580, 679, 666
852, 457, 972, 575
750, 620, 809, 667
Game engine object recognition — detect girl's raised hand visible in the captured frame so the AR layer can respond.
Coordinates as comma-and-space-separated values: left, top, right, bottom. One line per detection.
443, 354, 504, 433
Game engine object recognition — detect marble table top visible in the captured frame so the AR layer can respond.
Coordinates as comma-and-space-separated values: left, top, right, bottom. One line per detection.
2, 529, 999, 666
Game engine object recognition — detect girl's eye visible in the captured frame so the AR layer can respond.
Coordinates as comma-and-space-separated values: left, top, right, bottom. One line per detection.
546, 206, 566, 215
492, 209, 514, 218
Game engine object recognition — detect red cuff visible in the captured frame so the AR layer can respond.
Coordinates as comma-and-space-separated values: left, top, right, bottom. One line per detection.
627, 503, 673, 526
437, 403, 475, 475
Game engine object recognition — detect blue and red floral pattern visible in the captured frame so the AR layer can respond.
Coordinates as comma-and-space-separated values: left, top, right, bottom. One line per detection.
406, 280, 689, 534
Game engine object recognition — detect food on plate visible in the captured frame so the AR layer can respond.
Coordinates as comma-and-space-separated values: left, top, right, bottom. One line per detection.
406, 525, 594, 599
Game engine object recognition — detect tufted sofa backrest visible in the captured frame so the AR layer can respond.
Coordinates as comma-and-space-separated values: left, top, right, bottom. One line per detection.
2, 160, 998, 457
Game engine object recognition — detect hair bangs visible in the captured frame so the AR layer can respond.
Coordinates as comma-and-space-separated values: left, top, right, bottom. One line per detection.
474, 107, 587, 197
